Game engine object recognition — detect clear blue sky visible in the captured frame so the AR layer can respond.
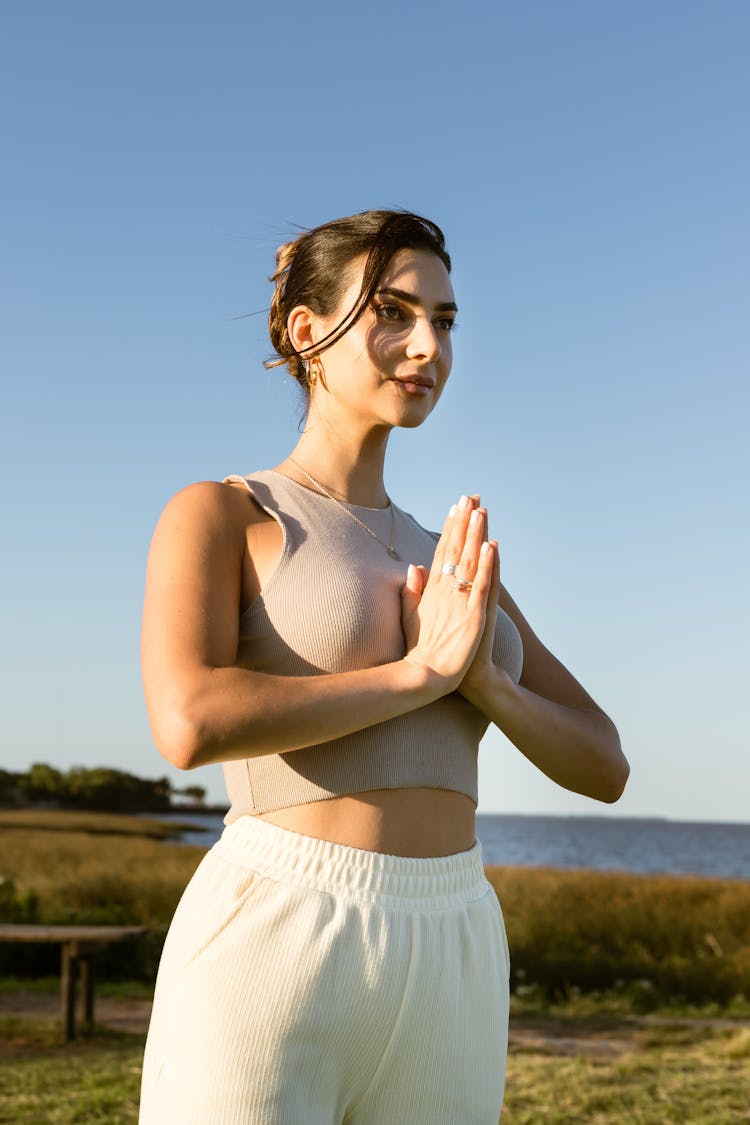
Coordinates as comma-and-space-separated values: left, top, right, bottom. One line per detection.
2, 1, 748, 821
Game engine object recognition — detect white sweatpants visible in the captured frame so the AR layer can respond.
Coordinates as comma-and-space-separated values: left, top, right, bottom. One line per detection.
139, 814, 510, 1124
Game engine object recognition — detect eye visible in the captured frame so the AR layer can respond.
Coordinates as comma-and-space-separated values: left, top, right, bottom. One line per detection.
374, 302, 404, 324
434, 316, 457, 332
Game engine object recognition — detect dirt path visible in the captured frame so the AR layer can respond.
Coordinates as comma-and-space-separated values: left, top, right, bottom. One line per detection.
0, 989, 152, 1036
509, 1016, 636, 1059
2, 991, 747, 1061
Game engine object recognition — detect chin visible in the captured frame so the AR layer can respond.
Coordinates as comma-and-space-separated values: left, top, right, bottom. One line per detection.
397, 413, 430, 430
398, 397, 440, 428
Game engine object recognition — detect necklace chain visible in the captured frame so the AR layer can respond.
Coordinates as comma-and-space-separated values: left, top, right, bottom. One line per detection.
286, 457, 401, 561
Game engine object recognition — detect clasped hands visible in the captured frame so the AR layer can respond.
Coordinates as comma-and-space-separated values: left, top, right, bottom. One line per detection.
401, 495, 502, 700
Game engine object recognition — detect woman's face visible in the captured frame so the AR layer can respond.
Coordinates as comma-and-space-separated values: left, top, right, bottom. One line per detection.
305, 248, 457, 432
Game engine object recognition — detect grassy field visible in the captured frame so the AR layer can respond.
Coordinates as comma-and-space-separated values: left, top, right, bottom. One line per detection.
1, 809, 749, 1121
2, 809, 748, 1002
0, 811, 205, 932
484, 864, 750, 1006
1, 1004, 749, 1123
503, 1017, 750, 1123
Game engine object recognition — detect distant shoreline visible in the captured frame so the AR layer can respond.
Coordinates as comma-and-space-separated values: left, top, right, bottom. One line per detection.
4, 806, 748, 880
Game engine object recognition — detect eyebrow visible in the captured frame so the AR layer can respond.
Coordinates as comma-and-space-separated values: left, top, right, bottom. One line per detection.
376, 286, 458, 314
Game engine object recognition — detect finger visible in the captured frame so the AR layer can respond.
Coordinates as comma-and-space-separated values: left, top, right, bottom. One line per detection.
491, 540, 500, 596
429, 503, 458, 573
456, 506, 487, 585
446, 497, 474, 558
466, 539, 495, 612
405, 563, 424, 594
431, 492, 472, 580
401, 564, 424, 621
485, 539, 500, 612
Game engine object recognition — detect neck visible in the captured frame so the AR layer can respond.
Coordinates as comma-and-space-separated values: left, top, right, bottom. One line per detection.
280, 427, 391, 508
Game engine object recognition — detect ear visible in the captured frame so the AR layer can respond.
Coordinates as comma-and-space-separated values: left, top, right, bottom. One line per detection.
287, 306, 319, 357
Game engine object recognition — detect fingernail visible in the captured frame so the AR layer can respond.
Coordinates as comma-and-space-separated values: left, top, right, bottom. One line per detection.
470, 508, 481, 525
448, 504, 457, 518
480, 541, 491, 555
459, 495, 471, 510
407, 564, 416, 580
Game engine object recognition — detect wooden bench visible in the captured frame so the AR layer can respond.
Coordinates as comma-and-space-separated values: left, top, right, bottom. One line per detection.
0, 924, 146, 1040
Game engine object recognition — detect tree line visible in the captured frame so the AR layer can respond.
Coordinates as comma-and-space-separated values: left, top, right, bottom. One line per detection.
0, 763, 206, 812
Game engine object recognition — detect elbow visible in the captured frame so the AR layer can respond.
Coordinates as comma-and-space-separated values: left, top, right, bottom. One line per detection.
151, 701, 213, 772
589, 716, 629, 804
596, 752, 630, 804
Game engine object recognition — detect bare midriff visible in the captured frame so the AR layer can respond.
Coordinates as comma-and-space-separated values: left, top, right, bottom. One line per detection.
257, 787, 476, 858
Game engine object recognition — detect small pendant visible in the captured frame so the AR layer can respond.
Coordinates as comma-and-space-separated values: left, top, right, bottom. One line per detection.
387, 546, 401, 561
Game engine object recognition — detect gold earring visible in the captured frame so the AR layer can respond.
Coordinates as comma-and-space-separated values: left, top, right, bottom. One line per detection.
308, 356, 326, 389
300, 358, 315, 387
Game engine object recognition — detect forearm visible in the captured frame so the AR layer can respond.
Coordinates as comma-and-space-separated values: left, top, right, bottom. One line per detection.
462, 669, 629, 803
151, 658, 448, 770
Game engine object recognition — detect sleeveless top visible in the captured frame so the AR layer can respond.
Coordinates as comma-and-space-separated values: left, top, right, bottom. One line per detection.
221, 470, 523, 818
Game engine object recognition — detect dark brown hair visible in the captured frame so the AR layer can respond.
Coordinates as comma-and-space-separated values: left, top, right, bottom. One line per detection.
266, 209, 451, 392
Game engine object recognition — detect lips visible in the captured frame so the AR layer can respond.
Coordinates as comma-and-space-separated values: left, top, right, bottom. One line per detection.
393, 374, 435, 390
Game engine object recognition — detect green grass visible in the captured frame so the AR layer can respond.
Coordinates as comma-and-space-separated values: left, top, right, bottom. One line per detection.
0, 1022, 143, 1124
0, 976, 155, 1000
510, 987, 750, 1022
1, 1014, 748, 1123
504, 1016, 750, 1123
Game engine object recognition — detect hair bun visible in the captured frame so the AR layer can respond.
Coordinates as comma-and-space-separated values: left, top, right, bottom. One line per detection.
267, 239, 306, 383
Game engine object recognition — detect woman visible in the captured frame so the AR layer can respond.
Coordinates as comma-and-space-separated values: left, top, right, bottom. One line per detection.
139, 210, 628, 1123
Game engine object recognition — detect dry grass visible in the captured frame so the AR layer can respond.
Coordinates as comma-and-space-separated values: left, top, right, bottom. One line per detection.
2, 812, 749, 1004
485, 865, 750, 1004
0, 808, 202, 840
0, 1017, 749, 1124
502, 1018, 750, 1123
0, 827, 203, 927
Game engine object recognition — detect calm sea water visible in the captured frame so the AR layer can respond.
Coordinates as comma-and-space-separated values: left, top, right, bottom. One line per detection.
153, 811, 750, 880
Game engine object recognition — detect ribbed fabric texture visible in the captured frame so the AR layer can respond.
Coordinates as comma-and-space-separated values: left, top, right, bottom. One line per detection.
222, 471, 523, 817
139, 816, 510, 1123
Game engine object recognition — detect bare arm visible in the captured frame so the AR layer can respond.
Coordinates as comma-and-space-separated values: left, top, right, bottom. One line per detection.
141, 483, 495, 770
456, 534, 629, 803
402, 501, 629, 803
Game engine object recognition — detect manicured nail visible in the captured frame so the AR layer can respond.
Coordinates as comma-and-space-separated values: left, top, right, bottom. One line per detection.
470, 508, 481, 526
480, 541, 491, 555
459, 495, 471, 510
448, 504, 458, 518
407, 564, 416, 581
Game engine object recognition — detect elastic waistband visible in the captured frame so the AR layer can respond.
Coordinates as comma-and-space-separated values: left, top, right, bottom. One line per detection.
213, 814, 489, 910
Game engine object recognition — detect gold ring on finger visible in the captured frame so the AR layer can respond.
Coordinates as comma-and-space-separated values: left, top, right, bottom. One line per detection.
451, 577, 473, 593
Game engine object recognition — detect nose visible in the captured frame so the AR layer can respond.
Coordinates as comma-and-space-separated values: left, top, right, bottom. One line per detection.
405, 315, 441, 363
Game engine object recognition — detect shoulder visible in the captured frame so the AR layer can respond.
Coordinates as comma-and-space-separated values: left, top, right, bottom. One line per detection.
149, 479, 272, 564
156, 478, 268, 531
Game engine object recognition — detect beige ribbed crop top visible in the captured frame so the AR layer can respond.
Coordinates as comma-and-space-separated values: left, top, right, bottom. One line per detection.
221, 471, 523, 819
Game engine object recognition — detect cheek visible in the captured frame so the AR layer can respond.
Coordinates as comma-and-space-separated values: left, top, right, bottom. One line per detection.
367, 328, 409, 367
439, 339, 453, 377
